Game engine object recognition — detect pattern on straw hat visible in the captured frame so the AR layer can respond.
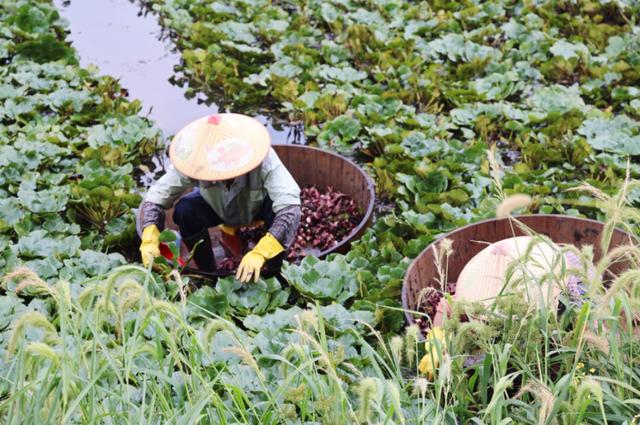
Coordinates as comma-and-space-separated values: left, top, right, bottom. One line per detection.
169, 113, 271, 181
455, 236, 562, 309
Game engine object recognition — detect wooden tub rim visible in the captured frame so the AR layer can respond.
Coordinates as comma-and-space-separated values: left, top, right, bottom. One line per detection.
272, 144, 376, 258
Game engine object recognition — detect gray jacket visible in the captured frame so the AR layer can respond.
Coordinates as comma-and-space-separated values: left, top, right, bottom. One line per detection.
141, 148, 301, 247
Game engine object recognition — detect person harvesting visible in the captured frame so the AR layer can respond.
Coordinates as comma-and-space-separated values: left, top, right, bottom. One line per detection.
139, 113, 301, 283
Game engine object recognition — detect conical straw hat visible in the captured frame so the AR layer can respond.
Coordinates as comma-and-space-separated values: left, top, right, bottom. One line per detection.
455, 236, 562, 310
169, 113, 271, 181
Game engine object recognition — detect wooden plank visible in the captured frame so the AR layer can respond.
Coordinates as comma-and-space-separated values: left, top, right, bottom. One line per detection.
341, 157, 355, 196
295, 147, 315, 188
273, 145, 289, 166
331, 154, 345, 194
315, 150, 330, 190
287, 146, 300, 185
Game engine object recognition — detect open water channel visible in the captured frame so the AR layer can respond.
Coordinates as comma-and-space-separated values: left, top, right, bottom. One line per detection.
53, 0, 296, 144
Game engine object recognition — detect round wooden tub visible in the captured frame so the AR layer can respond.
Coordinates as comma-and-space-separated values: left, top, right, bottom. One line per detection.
402, 215, 636, 328
137, 145, 375, 273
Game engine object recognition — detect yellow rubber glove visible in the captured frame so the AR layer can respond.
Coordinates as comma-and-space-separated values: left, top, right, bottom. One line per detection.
418, 326, 446, 379
140, 225, 161, 267
236, 233, 284, 283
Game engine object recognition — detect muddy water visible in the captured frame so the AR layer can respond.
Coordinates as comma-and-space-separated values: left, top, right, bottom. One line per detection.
53, 0, 296, 144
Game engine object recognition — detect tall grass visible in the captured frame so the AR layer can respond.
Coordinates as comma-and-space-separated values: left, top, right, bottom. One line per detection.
1, 181, 640, 423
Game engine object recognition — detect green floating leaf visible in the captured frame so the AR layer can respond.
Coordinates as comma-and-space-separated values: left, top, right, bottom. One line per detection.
529, 85, 586, 114
12, 5, 50, 33
549, 40, 589, 60
318, 304, 377, 333
77, 250, 126, 276
187, 286, 230, 320
0, 198, 25, 229
15, 34, 78, 64
401, 211, 436, 233
18, 186, 69, 214
159, 229, 178, 243
17, 230, 81, 259
424, 171, 449, 194
0, 295, 26, 330
281, 255, 357, 303
578, 115, 640, 155
316, 64, 367, 83
317, 115, 362, 150
216, 277, 289, 316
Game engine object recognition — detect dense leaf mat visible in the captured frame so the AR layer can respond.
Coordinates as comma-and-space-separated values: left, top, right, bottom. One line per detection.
1, 0, 640, 423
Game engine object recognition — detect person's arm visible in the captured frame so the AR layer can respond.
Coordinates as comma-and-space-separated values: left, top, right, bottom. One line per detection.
146, 164, 195, 208
141, 165, 194, 230
139, 165, 193, 266
140, 201, 166, 231
261, 149, 301, 248
268, 205, 301, 249
236, 150, 301, 283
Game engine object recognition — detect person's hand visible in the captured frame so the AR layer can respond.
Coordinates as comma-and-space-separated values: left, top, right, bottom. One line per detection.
236, 251, 265, 283
418, 326, 446, 379
433, 298, 451, 327
236, 233, 283, 283
140, 225, 161, 267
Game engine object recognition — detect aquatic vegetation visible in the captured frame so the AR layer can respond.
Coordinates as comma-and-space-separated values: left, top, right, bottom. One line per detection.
1, 0, 640, 422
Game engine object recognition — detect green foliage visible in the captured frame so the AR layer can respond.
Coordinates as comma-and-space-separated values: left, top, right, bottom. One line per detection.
70, 161, 142, 232
578, 115, 640, 155
282, 255, 358, 303
188, 276, 290, 320
2, 0, 640, 423
0, 0, 161, 279
147, 0, 639, 220
15, 34, 77, 64
135, 0, 640, 421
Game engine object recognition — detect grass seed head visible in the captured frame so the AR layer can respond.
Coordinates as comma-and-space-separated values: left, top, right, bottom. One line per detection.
487, 145, 504, 198
496, 194, 532, 219
413, 378, 429, 398
390, 335, 404, 363
221, 346, 264, 379
25, 342, 60, 365
582, 330, 610, 355
515, 381, 555, 425
7, 311, 59, 356
405, 324, 420, 342
573, 377, 603, 411
285, 384, 307, 403
297, 309, 319, 331
4, 267, 51, 296
356, 377, 379, 422
204, 319, 230, 338
278, 403, 298, 421
440, 238, 453, 256
405, 324, 421, 367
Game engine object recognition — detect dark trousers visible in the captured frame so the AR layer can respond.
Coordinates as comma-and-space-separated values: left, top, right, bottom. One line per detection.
172, 189, 283, 270
172, 189, 276, 238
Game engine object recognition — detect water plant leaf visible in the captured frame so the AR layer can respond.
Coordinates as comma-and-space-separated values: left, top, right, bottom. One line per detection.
578, 115, 640, 155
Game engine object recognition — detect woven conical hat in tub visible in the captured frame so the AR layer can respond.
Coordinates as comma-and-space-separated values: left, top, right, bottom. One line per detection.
455, 236, 563, 310
169, 113, 271, 181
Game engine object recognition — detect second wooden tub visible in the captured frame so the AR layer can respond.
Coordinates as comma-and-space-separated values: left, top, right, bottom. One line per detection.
402, 215, 636, 330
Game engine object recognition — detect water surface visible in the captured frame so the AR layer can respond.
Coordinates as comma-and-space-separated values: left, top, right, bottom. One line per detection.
53, 0, 293, 144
